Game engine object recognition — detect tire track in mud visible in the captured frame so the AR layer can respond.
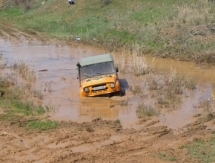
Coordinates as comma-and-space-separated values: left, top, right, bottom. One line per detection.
2, 113, 214, 163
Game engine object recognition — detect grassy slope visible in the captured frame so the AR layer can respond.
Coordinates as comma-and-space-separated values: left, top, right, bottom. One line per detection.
0, 0, 215, 62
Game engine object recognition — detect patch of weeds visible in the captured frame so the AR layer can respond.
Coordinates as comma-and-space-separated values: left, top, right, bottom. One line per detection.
149, 79, 159, 90
185, 137, 215, 163
27, 120, 58, 130
113, 119, 121, 125
158, 152, 177, 162
119, 98, 129, 106
157, 96, 170, 106
32, 89, 44, 99
4, 100, 45, 116
0, 114, 21, 121
184, 76, 197, 90
13, 61, 36, 83
100, 0, 112, 8
206, 113, 214, 122
85, 126, 94, 132
166, 73, 183, 95
196, 99, 213, 114
2, 87, 24, 99
113, 53, 126, 73
194, 52, 215, 65
44, 81, 52, 92
136, 103, 157, 118
131, 85, 142, 95
165, 88, 177, 99
132, 53, 149, 76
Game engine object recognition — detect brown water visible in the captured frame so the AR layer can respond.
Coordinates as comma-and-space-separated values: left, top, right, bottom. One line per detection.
0, 37, 214, 129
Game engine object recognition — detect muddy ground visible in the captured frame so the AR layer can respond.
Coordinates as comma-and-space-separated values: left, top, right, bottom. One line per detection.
0, 25, 215, 163
1, 113, 215, 163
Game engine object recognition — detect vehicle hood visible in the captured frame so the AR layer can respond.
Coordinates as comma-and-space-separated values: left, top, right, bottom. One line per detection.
81, 74, 117, 87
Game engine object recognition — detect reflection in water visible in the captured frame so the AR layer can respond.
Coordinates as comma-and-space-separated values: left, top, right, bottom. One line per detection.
0, 37, 215, 129
79, 98, 119, 120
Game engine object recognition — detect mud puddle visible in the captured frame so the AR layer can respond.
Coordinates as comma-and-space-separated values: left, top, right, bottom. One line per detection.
0, 37, 215, 129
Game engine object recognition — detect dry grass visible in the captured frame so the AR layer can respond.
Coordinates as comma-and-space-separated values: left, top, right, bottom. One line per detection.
113, 47, 152, 76
194, 99, 213, 114
0, 54, 6, 69
145, 69, 196, 109
13, 61, 36, 83
113, 52, 126, 73
131, 53, 149, 76
136, 103, 158, 118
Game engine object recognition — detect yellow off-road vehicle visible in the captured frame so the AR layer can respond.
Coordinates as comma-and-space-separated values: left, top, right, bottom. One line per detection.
76, 54, 122, 97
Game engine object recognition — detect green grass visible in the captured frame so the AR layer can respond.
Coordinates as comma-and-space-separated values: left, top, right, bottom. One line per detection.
0, 0, 215, 62
0, 99, 45, 116
158, 152, 177, 162
27, 120, 58, 130
0, 8, 23, 19
185, 137, 215, 163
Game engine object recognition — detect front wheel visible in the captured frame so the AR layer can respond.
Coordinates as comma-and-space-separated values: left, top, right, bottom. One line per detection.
117, 88, 125, 97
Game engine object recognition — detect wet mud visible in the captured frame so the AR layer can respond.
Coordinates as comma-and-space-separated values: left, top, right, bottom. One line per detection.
1, 113, 215, 163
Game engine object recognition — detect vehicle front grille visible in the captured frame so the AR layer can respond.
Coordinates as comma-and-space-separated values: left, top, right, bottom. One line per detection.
92, 84, 107, 91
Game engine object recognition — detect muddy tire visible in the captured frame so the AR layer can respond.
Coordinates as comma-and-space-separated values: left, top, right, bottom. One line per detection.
118, 88, 125, 97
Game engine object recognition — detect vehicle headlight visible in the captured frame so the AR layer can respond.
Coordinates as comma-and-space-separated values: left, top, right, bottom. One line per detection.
84, 87, 89, 92
110, 83, 115, 88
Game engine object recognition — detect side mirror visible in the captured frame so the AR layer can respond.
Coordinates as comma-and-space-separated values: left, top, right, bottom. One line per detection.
76, 62, 81, 67
116, 67, 119, 73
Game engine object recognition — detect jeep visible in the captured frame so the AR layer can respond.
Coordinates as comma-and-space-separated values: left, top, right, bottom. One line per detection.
76, 54, 121, 97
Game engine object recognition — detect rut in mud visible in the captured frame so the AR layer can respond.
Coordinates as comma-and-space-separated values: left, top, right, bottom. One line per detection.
1, 113, 215, 163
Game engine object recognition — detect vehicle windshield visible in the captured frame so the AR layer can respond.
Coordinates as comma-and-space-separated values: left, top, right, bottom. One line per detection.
80, 61, 115, 80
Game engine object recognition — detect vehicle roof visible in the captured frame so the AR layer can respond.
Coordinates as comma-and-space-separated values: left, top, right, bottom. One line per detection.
79, 54, 113, 67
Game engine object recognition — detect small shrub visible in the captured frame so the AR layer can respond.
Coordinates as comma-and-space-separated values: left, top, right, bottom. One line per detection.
113, 119, 121, 125
167, 73, 183, 94
196, 99, 213, 114
119, 98, 129, 106
132, 53, 149, 76
184, 76, 196, 90
131, 85, 142, 95
13, 61, 36, 83
194, 52, 215, 65
149, 79, 159, 90
136, 103, 157, 118
32, 89, 44, 99
100, 0, 112, 8
113, 53, 126, 73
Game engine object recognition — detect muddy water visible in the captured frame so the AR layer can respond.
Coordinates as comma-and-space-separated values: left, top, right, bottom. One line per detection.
0, 37, 215, 129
